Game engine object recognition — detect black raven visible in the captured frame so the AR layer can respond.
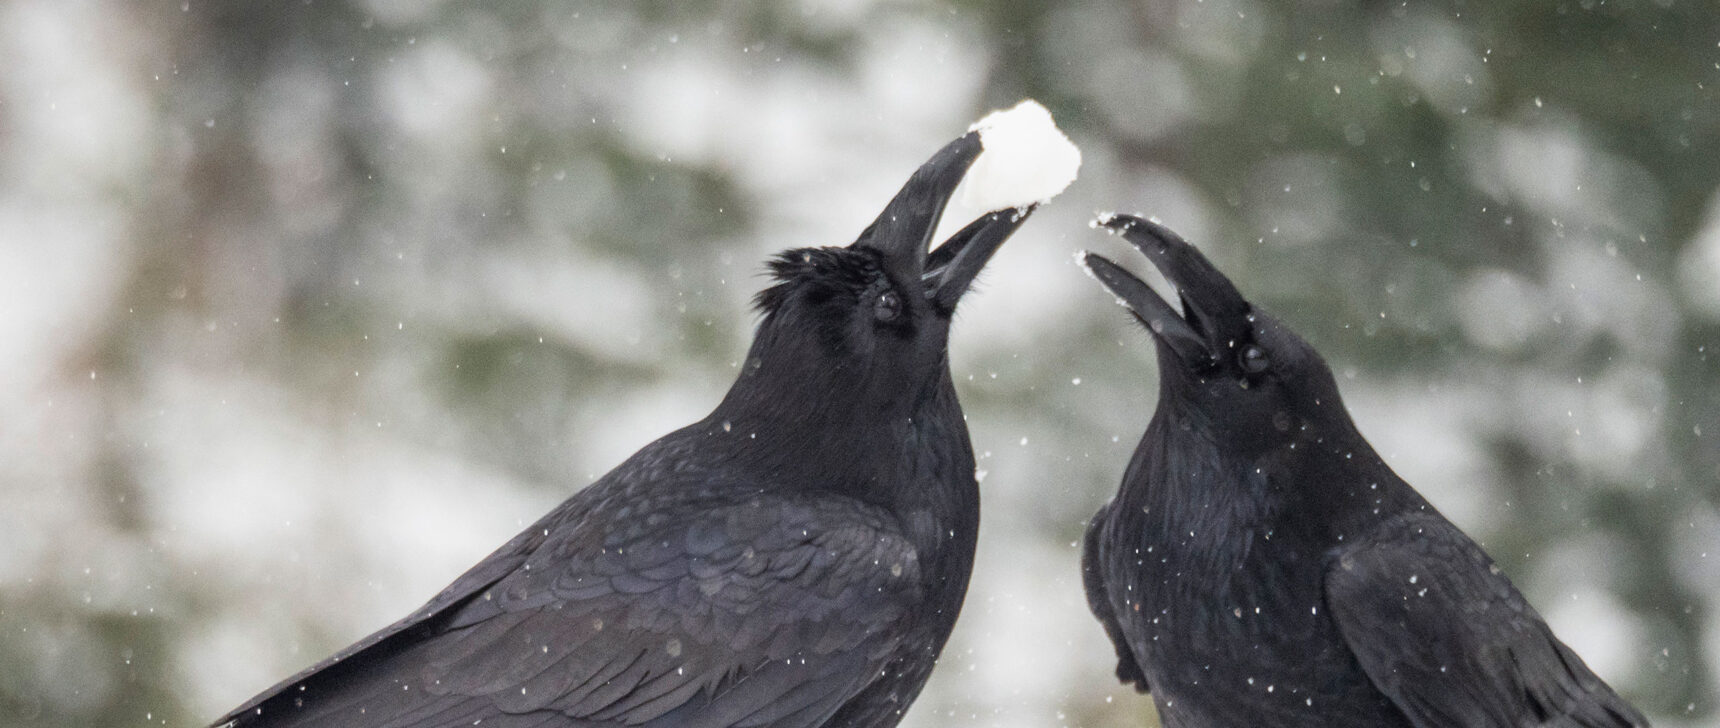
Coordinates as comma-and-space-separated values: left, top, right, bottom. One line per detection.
212, 132, 1031, 728
1078, 215, 1649, 728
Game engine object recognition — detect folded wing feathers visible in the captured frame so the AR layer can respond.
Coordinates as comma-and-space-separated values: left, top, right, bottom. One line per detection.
411, 496, 920, 726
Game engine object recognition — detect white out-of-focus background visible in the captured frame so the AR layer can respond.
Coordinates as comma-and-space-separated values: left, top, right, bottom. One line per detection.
1, 2, 1716, 727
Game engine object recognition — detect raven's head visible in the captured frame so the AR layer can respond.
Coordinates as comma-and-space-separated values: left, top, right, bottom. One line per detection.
726, 133, 1029, 422
1081, 214, 1351, 449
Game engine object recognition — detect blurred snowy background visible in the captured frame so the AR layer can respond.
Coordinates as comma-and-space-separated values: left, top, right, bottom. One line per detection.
1, 1, 1717, 726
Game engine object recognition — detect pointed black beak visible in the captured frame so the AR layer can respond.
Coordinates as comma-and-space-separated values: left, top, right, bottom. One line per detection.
923, 205, 1034, 314
1081, 214, 1253, 370
852, 132, 1032, 314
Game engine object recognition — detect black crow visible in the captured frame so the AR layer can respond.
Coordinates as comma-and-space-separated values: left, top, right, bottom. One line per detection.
1078, 215, 1649, 728
211, 131, 1032, 728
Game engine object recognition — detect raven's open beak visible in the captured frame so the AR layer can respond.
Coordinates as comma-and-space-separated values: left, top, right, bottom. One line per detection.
1081, 214, 1252, 370
853, 132, 1033, 315
923, 205, 1035, 314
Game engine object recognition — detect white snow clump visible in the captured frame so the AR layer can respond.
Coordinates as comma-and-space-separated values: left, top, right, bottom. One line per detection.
958, 99, 1083, 212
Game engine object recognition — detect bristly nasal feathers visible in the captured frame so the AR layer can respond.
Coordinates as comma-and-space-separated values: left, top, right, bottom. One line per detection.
754, 247, 884, 317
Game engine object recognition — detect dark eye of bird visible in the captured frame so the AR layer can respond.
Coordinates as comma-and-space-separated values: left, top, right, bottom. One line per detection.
1238, 344, 1270, 374
874, 289, 903, 322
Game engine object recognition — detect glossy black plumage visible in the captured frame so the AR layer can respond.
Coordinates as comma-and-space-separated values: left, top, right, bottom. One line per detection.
211, 131, 1033, 728
1079, 215, 1648, 728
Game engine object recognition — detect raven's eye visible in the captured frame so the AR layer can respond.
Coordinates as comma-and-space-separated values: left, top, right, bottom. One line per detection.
874, 290, 903, 322
1238, 344, 1270, 374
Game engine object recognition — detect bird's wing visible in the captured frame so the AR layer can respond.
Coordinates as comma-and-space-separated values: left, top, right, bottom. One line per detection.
1323, 512, 1647, 728
1081, 501, 1150, 692
232, 489, 926, 728
213, 512, 548, 725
